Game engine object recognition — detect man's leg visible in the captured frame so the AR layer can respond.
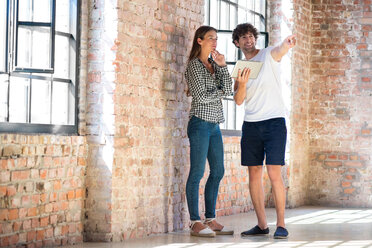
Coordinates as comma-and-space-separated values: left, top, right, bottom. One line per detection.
266, 165, 286, 228
248, 166, 267, 229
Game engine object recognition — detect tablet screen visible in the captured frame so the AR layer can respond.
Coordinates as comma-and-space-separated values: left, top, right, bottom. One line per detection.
231, 60, 263, 79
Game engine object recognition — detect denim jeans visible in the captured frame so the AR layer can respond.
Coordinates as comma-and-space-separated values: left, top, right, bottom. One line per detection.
186, 116, 225, 221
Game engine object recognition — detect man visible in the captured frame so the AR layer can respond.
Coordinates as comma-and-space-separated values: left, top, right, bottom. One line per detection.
232, 23, 296, 239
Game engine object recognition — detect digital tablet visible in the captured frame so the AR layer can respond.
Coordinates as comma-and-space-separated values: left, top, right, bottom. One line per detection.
231, 60, 263, 79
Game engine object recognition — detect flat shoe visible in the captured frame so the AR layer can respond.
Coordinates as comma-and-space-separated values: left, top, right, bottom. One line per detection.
190, 226, 216, 237
274, 226, 288, 239
190, 221, 216, 237
215, 226, 234, 235
241, 225, 269, 236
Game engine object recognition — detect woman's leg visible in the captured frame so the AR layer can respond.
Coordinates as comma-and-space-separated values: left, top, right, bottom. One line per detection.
204, 125, 224, 219
186, 117, 210, 221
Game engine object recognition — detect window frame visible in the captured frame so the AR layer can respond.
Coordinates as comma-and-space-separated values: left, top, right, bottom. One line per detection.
0, 0, 80, 135
13, 0, 56, 73
204, 0, 268, 136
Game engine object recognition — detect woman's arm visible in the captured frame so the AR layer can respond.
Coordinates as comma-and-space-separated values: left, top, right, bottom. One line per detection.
215, 65, 233, 97
186, 62, 224, 103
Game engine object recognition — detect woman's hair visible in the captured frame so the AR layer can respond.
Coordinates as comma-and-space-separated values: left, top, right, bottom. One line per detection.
232, 23, 258, 47
187, 25, 217, 62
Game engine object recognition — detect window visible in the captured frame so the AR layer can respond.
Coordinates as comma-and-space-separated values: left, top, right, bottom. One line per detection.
0, 0, 79, 134
204, 0, 268, 135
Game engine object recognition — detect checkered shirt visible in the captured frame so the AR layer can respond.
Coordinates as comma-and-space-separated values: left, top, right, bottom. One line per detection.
185, 58, 233, 123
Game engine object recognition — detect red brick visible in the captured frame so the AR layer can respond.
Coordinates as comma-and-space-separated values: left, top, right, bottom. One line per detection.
344, 161, 363, 167
0, 210, 8, 221
36, 230, 45, 241
342, 181, 351, 187
27, 230, 36, 242
19, 208, 28, 218
50, 192, 58, 202
40, 217, 49, 227
0, 186, 6, 197
28, 207, 37, 217
31, 218, 39, 228
40, 169, 47, 179
23, 219, 31, 230
68, 190, 75, 200
324, 161, 342, 167
7, 186, 16, 196
9, 209, 19, 220
13, 221, 22, 231
344, 188, 356, 194
0, 236, 9, 247
11, 170, 30, 180
75, 189, 84, 199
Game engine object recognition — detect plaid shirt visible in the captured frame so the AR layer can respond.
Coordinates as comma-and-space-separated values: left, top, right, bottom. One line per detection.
185, 58, 233, 123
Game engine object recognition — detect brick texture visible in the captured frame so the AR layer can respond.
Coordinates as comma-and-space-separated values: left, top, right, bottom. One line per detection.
306, 0, 372, 207
0, 135, 87, 247
288, 0, 312, 207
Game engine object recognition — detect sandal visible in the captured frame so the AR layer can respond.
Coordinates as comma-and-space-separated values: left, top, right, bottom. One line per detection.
205, 218, 234, 235
190, 221, 215, 237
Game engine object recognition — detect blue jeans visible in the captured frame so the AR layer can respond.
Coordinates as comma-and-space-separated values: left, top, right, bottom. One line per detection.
186, 116, 225, 221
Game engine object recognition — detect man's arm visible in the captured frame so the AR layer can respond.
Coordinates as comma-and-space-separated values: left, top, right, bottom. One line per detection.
233, 68, 251, 106
271, 34, 296, 62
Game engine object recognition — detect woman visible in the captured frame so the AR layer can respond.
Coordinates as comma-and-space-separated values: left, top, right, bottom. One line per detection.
184, 25, 250, 237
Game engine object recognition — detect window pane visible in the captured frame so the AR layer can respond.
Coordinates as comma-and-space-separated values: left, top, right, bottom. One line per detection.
220, 100, 227, 129
17, 26, 51, 69
9, 77, 30, 123
238, 8, 246, 24
229, 5, 236, 30
204, 0, 210, 25
238, 0, 246, 8
52, 82, 69, 124
55, 35, 70, 78
257, 34, 266, 49
0, 75, 9, 122
247, 0, 254, 10
247, 12, 254, 24
0, 0, 7, 72
31, 80, 51, 124
18, 0, 51, 22
56, 0, 70, 33
210, 0, 219, 28
216, 33, 236, 62
220, 1, 229, 30
226, 100, 236, 129
236, 103, 245, 130
255, 0, 262, 15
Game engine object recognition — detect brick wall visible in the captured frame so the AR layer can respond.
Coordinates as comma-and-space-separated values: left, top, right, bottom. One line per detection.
111, 0, 193, 240
0, 135, 87, 247
307, 0, 372, 207
288, 0, 312, 207
2, 0, 371, 246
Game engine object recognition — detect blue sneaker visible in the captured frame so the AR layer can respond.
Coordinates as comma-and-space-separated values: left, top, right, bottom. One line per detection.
241, 225, 269, 236
274, 226, 288, 239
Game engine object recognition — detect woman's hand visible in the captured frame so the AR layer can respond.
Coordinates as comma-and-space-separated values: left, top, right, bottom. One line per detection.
211, 50, 226, 67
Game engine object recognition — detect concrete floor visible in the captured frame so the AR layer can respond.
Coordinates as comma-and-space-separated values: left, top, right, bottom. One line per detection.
67, 206, 372, 248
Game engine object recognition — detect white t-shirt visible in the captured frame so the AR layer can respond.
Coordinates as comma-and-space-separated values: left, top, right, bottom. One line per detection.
243, 46, 286, 122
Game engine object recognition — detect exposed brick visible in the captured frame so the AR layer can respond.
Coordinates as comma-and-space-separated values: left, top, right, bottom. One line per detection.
344, 188, 356, 194
324, 161, 342, 167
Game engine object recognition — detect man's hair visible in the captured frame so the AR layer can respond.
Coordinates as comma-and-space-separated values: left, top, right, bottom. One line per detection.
232, 23, 259, 47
